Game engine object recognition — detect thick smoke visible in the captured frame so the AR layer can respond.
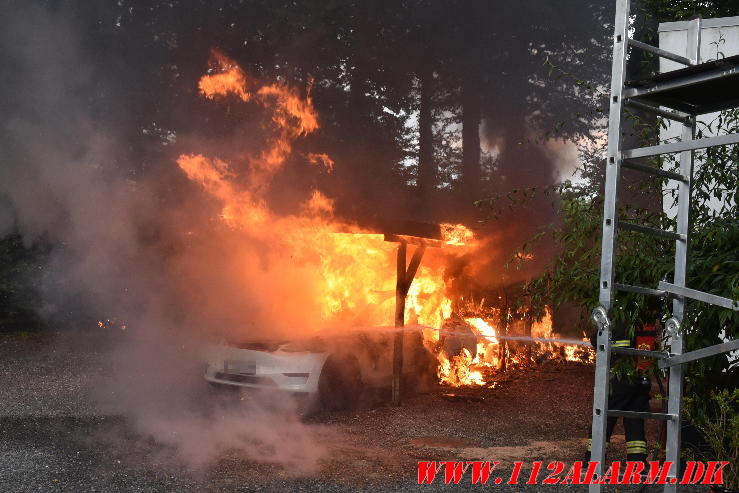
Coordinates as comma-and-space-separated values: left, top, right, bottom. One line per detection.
0, 2, 326, 471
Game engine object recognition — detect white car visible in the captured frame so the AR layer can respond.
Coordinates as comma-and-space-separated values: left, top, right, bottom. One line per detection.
204, 329, 436, 411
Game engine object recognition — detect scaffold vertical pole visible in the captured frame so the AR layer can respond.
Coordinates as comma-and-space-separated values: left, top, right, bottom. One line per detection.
663, 17, 700, 493
589, 1, 631, 491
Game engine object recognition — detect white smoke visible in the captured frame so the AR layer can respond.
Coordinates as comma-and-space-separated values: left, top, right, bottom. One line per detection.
0, 1, 326, 472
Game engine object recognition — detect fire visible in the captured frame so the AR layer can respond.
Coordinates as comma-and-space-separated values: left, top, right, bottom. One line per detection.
514, 251, 534, 261
307, 153, 335, 172
198, 49, 251, 102
437, 348, 486, 387
178, 51, 460, 336
465, 317, 497, 343
436, 316, 500, 387
97, 318, 128, 331
436, 309, 592, 387
180, 50, 591, 388
196, 50, 319, 188
532, 309, 553, 339
256, 83, 319, 137
441, 223, 476, 246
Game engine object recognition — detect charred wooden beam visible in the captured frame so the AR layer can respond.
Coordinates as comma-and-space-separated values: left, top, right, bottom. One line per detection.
372, 218, 442, 240
404, 246, 426, 290
383, 233, 444, 249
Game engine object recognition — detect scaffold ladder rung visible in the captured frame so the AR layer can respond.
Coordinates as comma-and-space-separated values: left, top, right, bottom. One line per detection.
622, 132, 739, 159
607, 410, 677, 421
621, 158, 689, 182
617, 220, 686, 241
623, 64, 739, 100
658, 281, 739, 310
613, 282, 666, 297
625, 99, 692, 124
659, 339, 739, 368
610, 347, 670, 359
627, 38, 693, 65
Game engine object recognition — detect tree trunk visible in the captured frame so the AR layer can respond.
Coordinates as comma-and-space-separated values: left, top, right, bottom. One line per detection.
461, 69, 481, 200
417, 64, 435, 194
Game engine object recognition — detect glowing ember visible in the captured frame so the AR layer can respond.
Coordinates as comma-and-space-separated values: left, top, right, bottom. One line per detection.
97, 318, 128, 331
514, 251, 534, 261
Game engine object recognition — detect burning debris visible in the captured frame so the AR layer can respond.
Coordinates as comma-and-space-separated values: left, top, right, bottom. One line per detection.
96, 318, 128, 331
432, 307, 593, 388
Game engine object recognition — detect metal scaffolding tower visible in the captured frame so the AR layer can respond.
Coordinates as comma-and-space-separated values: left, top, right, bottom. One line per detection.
591, 1, 739, 491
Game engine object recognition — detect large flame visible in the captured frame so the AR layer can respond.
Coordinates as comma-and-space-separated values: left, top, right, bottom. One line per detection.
178, 51, 464, 335
179, 50, 589, 387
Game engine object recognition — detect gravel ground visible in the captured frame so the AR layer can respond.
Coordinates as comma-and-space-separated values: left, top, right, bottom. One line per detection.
0, 332, 706, 492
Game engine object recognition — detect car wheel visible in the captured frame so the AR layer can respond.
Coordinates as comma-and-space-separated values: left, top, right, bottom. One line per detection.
318, 355, 362, 412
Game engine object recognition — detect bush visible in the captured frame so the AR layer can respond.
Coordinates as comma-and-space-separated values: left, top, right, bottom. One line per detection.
684, 387, 739, 490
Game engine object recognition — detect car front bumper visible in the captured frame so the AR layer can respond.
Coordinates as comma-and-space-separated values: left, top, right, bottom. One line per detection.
203, 345, 328, 393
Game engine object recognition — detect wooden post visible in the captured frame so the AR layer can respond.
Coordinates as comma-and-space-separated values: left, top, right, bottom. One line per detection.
392, 242, 407, 406
392, 243, 426, 406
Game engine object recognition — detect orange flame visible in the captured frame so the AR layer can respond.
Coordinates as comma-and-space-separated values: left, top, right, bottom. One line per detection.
440, 223, 476, 246
514, 251, 534, 261
465, 317, 497, 344
437, 316, 499, 386
179, 52, 464, 336
437, 348, 486, 387
308, 153, 335, 172
198, 50, 251, 102
179, 51, 589, 385
195, 50, 320, 189
256, 83, 319, 137
437, 308, 592, 387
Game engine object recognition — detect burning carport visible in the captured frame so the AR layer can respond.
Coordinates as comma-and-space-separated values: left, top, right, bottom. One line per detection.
1, 0, 737, 491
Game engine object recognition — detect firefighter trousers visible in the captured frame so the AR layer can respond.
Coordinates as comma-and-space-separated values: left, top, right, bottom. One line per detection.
588, 376, 650, 461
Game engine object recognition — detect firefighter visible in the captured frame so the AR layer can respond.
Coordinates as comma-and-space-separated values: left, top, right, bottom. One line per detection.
586, 302, 661, 463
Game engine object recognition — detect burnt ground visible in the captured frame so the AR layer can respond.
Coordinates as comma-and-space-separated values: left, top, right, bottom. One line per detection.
0, 332, 704, 493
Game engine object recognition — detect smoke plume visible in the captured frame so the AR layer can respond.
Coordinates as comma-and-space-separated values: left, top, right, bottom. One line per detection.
0, 1, 326, 471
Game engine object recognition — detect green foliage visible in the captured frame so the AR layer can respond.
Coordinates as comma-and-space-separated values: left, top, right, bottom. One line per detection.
638, 0, 739, 26
502, 5, 739, 468
501, 26, 738, 384
684, 388, 739, 489
0, 233, 47, 331
519, 109, 738, 384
